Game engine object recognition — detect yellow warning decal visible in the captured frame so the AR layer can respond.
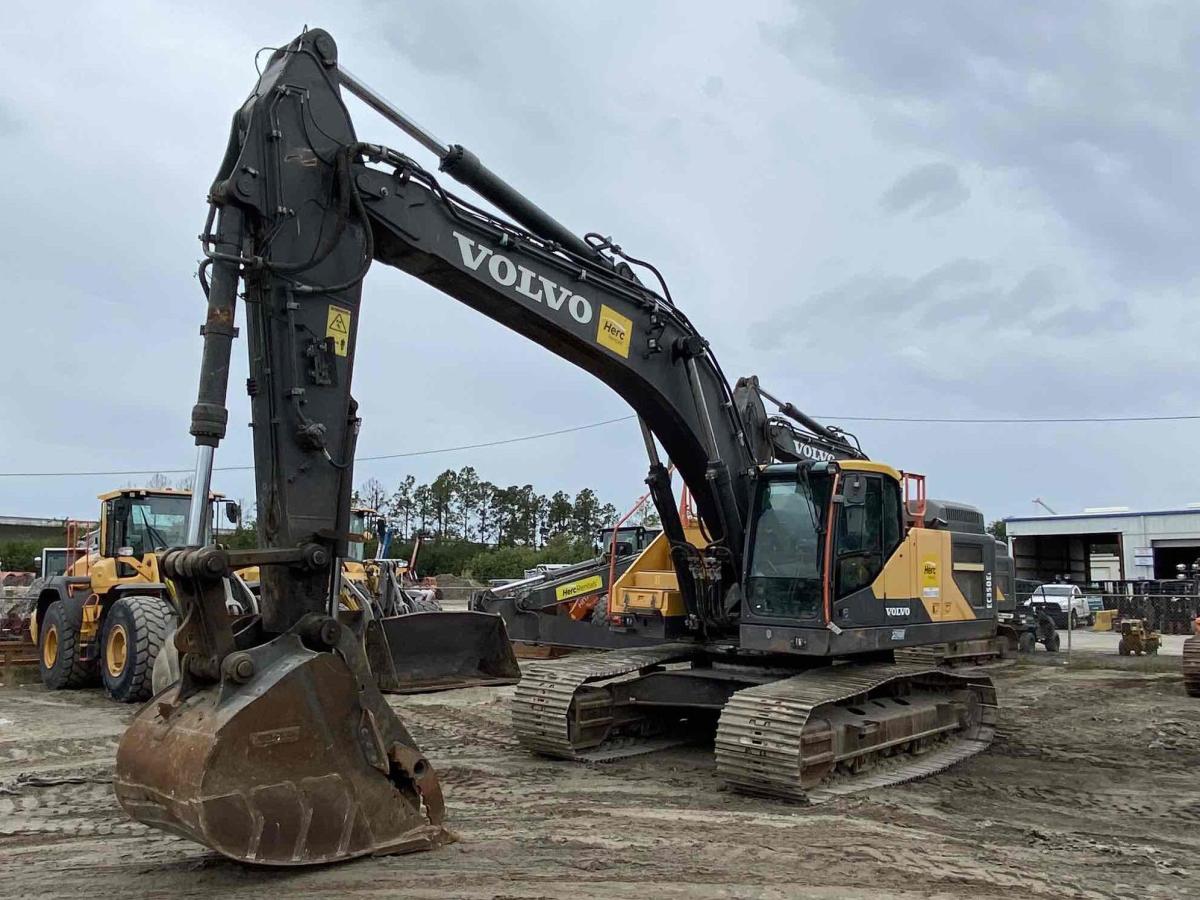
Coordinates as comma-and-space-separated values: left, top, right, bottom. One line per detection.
555, 574, 603, 602
326, 305, 352, 357
596, 304, 632, 358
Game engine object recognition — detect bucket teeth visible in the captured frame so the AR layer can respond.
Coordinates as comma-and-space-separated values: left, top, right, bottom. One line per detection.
114, 631, 450, 866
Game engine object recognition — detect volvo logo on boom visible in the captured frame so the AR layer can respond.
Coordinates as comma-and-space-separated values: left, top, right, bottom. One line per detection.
452, 232, 593, 325
793, 438, 837, 463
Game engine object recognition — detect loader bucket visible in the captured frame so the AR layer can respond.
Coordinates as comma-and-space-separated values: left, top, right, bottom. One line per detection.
370, 611, 521, 694
113, 628, 450, 866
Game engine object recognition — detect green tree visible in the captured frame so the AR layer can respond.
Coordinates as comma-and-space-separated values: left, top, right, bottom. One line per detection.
596, 502, 618, 531
986, 520, 1008, 541
637, 505, 662, 527
0, 540, 41, 572
546, 490, 573, 538
355, 477, 388, 513
388, 475, 416, 541
413, 483, 432, 534
572, 488, 602, 539
490, 485, 519, 546
220, 523, 259, 551
465, 544, 542, 582
429, 470, 460, 538
454, 466, 481, 540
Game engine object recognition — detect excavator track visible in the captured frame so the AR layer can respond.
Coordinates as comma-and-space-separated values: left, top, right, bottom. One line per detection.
1184, 636, 1200, 697
714, 664, 997, 803
513, 644, 698, 759
516, 649, 998, 805
895, 637, 1004, 668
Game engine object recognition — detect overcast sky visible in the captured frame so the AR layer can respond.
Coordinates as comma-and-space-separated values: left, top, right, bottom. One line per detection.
1, 1, 1197, 523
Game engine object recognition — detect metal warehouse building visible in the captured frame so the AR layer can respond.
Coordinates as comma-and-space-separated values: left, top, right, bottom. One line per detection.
1005, 506, 1200, 585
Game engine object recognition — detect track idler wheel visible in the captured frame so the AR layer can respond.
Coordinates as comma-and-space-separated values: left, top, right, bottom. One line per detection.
113, 615, 450, 866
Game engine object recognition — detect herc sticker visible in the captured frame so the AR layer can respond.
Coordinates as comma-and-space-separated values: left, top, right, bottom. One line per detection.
596, 304, 633, 358
326, 304, 352, 357
555, 574, 603, 602
922, 558, 940, 598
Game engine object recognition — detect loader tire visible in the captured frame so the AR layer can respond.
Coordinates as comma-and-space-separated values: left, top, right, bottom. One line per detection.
39, 599, 96, 689
1017, 632, 1036, 654
151, 628, 181, 695
101, 596, 176, 703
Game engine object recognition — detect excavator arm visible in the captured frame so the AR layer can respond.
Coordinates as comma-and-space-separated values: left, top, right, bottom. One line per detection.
186, 30, 768, 638
112, 28, 856, 867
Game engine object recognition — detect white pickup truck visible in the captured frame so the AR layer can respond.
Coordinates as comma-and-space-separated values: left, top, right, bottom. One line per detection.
1027, 583, 1096, 628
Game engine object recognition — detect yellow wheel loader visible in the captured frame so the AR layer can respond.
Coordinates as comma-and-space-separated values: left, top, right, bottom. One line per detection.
31, 488, 240, 703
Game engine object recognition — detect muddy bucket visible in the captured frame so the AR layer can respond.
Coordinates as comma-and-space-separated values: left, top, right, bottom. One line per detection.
369, 610, 520, 694
114, 627, 449, 866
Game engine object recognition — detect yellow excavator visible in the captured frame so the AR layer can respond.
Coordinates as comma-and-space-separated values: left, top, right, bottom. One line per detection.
30, 487, 241, 702
115, 29, 1002, 866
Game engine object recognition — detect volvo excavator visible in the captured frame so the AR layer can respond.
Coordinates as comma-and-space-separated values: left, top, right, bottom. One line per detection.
114, 29, 1000, 866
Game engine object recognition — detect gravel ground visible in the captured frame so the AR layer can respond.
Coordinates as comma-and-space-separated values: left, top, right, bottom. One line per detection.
0, 655, 1197, 899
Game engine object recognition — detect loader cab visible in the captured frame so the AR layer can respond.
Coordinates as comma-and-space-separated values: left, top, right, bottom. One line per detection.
97, 488, 236, 562
597, 524, 661, 558
347, 507, 377, 563
102, 490, 193, 560
741, 461, 994, 657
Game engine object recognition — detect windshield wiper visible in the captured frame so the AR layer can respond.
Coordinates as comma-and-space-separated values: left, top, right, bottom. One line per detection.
136, 506, 172, 552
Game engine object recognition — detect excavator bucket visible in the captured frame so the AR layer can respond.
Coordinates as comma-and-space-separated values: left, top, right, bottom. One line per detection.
114, 623, 450, 866
366, 610, 521, 693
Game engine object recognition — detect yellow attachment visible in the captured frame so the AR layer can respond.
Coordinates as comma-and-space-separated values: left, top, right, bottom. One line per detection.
610, 525, 704, 618
41, 624, 58, 669
1094, 609, 1117, 632
105, 623, 128, 677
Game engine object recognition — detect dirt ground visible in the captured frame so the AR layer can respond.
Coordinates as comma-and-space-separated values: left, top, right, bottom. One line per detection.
1, 655, 1198, 899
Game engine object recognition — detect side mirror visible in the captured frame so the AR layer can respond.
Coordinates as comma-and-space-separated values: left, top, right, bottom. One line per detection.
225, 502, 240, 524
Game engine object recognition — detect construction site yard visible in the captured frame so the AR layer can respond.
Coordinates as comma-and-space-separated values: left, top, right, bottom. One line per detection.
0, 654, 1197, 900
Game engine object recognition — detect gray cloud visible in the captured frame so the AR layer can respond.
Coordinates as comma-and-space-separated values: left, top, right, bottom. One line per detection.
880, 162, 969, 217
0, 100, 19, 137
753, 259, 1132, 357
763, 1, 1200, 289
0, 0, 1195, 527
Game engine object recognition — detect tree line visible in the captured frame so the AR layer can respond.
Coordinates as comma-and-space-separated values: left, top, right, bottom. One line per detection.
0, 468, 628, 581
353, 467, 619, 549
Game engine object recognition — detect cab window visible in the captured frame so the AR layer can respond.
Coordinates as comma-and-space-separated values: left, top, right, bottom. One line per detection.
834, 474, 903, 598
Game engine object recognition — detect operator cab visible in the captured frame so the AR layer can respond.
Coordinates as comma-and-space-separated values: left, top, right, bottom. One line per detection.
597, 524, 661, 558
744, 465, 835, 622
103, 490, 192, 558
347, 507, 376, 562
100, 488, 239, 559
741, 461, 995, 657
